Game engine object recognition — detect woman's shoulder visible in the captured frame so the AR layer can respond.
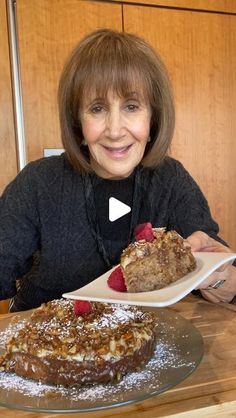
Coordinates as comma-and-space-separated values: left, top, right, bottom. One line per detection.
156, 156, 186, 174
2, 153, 80, 197
140, 157, 197, 196
148, 157, 188, 184
18, 153, 78, 183
22, 153, 68, 174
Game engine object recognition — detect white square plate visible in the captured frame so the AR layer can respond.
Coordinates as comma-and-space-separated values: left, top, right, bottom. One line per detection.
63, 252, 236, 307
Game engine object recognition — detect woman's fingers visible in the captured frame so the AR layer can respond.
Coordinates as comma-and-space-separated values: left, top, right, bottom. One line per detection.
200, 266, 236, 303
186, 231, 214, 251
186, 230, 233, 272
194, 271, 219, 289
186, 232, 236, 300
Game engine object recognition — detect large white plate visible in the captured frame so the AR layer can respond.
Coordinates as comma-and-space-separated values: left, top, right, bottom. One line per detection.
63, 252, 236, 307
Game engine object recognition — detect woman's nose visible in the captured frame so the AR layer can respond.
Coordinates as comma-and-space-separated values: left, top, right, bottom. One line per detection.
105, 109, 124, 140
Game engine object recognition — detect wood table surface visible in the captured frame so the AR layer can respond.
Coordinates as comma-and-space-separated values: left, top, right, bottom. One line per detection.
0, 294, 235, 418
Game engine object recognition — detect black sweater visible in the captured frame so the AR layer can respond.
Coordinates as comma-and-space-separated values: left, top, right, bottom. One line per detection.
0, 154, 222, 311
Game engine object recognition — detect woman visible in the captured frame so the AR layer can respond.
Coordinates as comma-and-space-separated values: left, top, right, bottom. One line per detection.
0, 29, 235, 311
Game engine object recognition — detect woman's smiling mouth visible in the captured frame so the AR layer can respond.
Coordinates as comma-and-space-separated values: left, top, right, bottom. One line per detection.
102, 144, 133, 158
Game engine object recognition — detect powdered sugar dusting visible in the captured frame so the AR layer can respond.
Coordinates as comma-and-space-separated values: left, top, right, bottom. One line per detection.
0, 318, 27, 349
0, 309, 203, 412
91, 305, 141, 329
0, 342, 195, 403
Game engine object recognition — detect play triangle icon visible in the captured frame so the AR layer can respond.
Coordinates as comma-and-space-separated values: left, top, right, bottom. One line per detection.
109, 197, 131, 222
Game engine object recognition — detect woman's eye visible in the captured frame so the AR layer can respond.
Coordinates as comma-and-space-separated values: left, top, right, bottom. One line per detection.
90, 105, 104, 114
126, 104, 139, 112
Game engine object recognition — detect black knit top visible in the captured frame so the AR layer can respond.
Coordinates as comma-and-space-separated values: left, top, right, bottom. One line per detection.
0, 154, 224, 311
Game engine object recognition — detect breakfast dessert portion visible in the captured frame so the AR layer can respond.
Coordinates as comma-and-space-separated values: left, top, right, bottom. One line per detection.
108, 223, 196, 293
0, 299, 156, 386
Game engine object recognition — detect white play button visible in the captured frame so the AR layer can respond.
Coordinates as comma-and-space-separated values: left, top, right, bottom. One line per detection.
109, 197, 131, 222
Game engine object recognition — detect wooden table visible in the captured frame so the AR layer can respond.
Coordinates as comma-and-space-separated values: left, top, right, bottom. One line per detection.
0, 294, 235, 418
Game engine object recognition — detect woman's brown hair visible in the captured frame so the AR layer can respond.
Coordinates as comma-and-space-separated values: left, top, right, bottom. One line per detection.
58, 28, 175, 172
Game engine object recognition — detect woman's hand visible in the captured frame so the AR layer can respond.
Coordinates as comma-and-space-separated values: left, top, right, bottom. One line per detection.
186, 231, 236, 303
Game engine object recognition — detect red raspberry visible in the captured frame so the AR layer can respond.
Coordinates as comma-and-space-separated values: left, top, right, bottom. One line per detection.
74, 300, 92, 316
107, 266, 127, 292
134, 222, 154, 241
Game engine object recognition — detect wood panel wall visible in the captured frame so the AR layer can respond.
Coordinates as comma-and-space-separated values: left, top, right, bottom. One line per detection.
124, 5, 236, 249
16, 0, 122, 162
0, 0, 18, 194
112, 0, 236, 13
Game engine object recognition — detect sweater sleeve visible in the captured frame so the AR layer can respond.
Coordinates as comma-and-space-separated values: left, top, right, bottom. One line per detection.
0, 164, 40, 299
166, 159, 226, 244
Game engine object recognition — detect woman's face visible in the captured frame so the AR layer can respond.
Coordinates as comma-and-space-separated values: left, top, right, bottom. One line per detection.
80, 90, 151, 178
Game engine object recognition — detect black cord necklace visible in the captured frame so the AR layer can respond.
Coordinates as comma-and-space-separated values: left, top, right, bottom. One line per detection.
82, 166, 143, 269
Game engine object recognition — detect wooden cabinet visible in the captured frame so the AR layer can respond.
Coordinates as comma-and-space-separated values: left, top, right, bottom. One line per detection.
123, 5, 236, 249
112, 0, 236, 13
16, 0, 122, 162
0, 0, 18, 194
0, 0, 13, 311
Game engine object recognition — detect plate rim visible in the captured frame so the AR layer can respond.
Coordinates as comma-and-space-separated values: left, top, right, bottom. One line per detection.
63, 252, 236, 307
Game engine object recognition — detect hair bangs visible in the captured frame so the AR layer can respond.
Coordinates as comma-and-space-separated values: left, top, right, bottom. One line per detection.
80, 42, 151, 103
